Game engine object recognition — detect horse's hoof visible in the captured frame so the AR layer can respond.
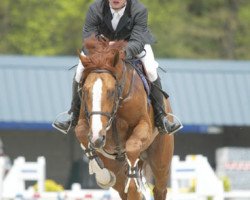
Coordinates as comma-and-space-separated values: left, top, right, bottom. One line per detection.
96, 171, 116, 189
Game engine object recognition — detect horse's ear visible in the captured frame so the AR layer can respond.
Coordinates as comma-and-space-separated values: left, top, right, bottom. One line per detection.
78, 50, 89, 66
112, 50, 120, 67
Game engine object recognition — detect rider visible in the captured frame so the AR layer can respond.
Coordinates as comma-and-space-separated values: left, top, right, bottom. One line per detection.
53, 0, 181, 135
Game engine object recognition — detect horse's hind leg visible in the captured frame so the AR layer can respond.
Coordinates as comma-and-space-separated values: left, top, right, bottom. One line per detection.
147, 134, 174, 200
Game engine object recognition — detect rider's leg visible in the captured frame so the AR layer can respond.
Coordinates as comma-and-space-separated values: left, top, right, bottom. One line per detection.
137, 44, 181, 134
151, 76, 181, 134
53, 52, 84, 133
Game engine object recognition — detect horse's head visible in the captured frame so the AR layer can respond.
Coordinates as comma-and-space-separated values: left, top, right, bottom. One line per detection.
79, 37, 126, 149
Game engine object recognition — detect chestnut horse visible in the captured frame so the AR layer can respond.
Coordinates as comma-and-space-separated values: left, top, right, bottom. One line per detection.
75, 37, 174, 200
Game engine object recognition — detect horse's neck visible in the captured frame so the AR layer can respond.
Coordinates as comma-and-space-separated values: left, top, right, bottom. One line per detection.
104, 64, 153, 153
117, 63, 150, 125
123, 63, 147, 101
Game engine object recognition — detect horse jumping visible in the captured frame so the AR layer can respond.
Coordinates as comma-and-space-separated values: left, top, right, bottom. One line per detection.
75, 37, 174, 200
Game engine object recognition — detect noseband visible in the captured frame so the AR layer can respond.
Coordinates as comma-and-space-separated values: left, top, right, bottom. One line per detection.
82, 65, 127, 131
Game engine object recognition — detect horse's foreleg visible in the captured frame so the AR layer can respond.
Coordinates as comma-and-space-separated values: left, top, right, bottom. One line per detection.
125, 119, 151, 200
126, 119, 150, 163
75, 119, 116, 189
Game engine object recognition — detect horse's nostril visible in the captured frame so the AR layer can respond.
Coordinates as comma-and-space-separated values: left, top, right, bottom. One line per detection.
93, 136, 106, 149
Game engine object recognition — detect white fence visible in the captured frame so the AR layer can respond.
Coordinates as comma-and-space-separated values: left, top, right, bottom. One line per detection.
1, 155, 250, 200
0, 156, 45, 199
171, 155, 224, 200
170, 155, 250, 200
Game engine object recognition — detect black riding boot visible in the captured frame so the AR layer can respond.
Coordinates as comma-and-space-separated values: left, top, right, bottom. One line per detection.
53, 79, 81, 133
151, 77, 181, 134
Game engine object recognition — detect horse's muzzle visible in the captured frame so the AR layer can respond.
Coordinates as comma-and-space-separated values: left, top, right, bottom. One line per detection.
89, 134, 106, 149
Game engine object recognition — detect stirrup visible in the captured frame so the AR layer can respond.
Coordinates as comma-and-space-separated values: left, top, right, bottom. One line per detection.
166, 113, 183, 134
52, 111, 72, 134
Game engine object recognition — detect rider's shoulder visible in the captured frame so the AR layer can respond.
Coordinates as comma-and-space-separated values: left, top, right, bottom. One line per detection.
89, 0, 103, 13
130, 0, 147, 15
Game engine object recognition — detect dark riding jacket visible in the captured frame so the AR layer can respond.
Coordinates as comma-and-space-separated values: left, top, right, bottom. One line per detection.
83, 0, 156, 59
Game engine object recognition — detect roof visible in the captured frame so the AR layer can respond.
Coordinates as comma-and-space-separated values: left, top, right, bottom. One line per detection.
158, 59, 250, 127
0, 55, 249, 131
0, 55, 75, 129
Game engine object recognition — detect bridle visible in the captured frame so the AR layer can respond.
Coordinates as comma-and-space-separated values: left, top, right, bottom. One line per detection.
82, 64, 127, 132
79, 62, 136, 160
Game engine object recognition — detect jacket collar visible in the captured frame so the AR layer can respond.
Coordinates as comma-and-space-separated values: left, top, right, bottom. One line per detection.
103, 4, 131, 33
115, 12, 131, 33
103, 10, 114, 31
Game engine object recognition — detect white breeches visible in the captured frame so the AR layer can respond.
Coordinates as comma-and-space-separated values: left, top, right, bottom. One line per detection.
136, 44, 159, 82
75, 51, 86, 83
75, 44, 159, 83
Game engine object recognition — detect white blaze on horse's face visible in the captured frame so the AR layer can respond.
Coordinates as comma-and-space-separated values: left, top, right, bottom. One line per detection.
91, 78, 103, 141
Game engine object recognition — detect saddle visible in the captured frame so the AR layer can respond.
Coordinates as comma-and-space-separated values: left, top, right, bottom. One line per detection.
125, 59, 151, 97
126, 59, 170, 101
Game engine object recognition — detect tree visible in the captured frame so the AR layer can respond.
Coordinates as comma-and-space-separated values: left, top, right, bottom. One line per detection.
0, 0, 250, 59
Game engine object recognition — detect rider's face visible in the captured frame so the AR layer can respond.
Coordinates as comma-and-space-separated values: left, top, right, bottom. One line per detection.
109, 0, 127, 11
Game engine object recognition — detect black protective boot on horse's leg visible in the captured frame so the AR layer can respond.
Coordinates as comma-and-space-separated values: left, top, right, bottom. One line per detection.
150, 77, 181, 135
53, 79, 81, 133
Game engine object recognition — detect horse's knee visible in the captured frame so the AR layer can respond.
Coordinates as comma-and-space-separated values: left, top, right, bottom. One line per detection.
126, 139, 142, 160
126, 139, 143, 151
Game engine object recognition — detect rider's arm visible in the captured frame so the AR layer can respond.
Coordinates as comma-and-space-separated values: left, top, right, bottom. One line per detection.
82, 4, 100, 40
125, 7, 148, 59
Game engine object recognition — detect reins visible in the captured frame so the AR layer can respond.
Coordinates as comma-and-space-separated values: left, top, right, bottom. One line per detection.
82, 64, 127, 130
79, 62, 135, 161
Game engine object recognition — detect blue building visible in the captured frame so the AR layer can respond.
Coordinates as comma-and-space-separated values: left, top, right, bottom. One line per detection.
1, 55, 249, 130
0, 55, 250, 187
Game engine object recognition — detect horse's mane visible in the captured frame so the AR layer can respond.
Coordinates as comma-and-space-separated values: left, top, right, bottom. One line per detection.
81, 36, 127, 79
